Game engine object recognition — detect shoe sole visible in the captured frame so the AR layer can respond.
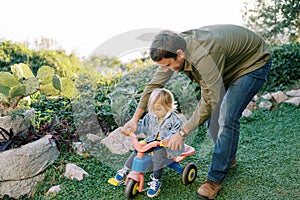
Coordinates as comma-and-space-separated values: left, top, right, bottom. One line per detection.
147, 188, 161, 198
196, 185, 222, 200
196, 192, 216, 200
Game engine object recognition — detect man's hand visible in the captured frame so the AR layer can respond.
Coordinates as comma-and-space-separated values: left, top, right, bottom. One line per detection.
167, 132, 184, 150
121, 119, 138, 136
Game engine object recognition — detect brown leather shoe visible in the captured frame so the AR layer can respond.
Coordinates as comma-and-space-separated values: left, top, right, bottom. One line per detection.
197, 179, 222, 200
229, 157, 236, 169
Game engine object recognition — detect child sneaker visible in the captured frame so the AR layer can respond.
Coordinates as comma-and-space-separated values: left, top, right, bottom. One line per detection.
115, 166, 129, 182
147, 174, 161, 198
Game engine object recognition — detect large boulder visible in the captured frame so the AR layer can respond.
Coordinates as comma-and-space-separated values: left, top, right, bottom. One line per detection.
0, 135, 60, 199
101, 127, 134, 155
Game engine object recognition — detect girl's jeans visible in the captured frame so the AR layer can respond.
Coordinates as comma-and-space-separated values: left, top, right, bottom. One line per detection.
207, 60, 271, 182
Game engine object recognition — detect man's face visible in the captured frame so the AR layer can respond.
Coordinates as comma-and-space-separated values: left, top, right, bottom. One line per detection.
156, 56, 185, 73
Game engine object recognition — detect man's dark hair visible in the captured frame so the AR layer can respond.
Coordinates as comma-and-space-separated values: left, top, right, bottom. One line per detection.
150, 30, 186, 62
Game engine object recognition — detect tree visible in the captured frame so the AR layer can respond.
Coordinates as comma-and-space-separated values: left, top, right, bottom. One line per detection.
242, 0, 300, 43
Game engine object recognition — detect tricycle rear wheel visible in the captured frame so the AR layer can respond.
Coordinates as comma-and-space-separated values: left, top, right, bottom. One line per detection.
182, 163, 197, 185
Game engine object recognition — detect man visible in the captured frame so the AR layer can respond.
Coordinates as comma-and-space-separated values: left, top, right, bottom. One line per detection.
122, 24, 271, 199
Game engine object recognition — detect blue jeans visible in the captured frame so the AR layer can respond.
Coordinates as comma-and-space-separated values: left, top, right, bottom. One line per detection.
207, 60, 271, 182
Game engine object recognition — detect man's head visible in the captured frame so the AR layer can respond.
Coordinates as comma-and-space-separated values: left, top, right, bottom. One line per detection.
150, 30, 186, 72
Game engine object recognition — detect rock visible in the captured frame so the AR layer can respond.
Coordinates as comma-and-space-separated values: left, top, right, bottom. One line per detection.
86, 133, 102, 142
261, 93, 272, 100
71, 142, 86, 155
259, 101, 273, 110
0, 135, 60, 199
253, 95, 259, 101
286, 89, 300, 97
246, 101, 257, 111
47, 185, 61, 194
0, 135, 59, 181
0, 173, 44, 199
271, 91, 288, 104
242, 108, 252, 117
101, 127, 134, 155
0, 108, 35, 140
284, 97, 300, 106
64, 163, 89, 181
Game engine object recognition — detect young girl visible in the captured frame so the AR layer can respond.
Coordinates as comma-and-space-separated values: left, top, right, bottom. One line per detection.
113, 88, 184, 198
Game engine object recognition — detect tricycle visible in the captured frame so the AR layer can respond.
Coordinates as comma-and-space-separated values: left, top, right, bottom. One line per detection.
108, 133, 197, 199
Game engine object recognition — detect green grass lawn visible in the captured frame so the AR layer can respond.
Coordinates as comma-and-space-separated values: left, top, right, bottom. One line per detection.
30, 103, 299, 200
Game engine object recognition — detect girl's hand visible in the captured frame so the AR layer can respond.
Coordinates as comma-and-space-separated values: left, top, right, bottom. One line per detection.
121, 119, 138, 136
161, 139, 169, 146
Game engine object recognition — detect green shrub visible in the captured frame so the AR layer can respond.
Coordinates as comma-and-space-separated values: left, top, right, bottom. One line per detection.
0, 41, 31, 72
0, 40, 82, 78
263, 42, 300, 92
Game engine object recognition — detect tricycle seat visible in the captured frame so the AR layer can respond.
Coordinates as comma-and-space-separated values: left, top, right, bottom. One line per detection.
173, 144, 195, 163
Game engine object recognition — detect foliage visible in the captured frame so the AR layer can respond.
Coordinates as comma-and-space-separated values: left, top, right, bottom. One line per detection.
86, 54, 125, 77
0, 117, 78, 152
262, 42, 300, 92
242, 0, 300, 43
0, 63, 62, 116
0, 125, 36, 152
165, 73, 200, 118
102, 62, 154, 127
0, 41, 32, 72
0, 40, 82, 78
30, 94, 74, 129
31, 49, 81, 78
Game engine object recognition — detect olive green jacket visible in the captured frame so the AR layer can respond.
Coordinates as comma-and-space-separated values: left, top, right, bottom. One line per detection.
138, 24, 271, 131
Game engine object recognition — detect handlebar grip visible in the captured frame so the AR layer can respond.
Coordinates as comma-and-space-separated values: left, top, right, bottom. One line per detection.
139, 140, 147, 145
128, 132, 134, 136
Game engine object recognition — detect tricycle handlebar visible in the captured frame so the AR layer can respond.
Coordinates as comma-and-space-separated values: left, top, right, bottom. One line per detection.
130, 134, 163, 153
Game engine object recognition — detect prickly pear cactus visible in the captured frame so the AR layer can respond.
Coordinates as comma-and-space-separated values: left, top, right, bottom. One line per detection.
22, 77, 40, 96
11, 63, 35, 80
0, 72, 25, 98
37, 66, 61, 95
52, 74, 62, 91
0, 63, 62, 115
36, 66, 55, 84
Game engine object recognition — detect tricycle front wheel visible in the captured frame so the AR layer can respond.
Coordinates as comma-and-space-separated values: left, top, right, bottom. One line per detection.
125, 179, 139, 199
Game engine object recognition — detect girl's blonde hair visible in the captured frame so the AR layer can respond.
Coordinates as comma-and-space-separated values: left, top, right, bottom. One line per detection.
148, 88, 177, 113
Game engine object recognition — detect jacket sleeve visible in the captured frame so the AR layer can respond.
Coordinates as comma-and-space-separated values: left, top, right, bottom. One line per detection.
185, 47, 225, 131
135, 114, 150, 135
138, 67, 174, 110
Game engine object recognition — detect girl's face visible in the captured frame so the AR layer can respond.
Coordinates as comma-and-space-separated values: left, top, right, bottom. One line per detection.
153, 104, 168, 119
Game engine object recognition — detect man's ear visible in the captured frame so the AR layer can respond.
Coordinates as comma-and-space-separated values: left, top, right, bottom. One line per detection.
176, 49, 185, 59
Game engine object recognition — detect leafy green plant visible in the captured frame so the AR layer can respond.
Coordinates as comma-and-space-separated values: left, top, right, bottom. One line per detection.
0, 63, 62, 116
0, 116, 78, 152
262, 42, 300, 92
0, 40, 82, 78
0, 126, 36, 151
